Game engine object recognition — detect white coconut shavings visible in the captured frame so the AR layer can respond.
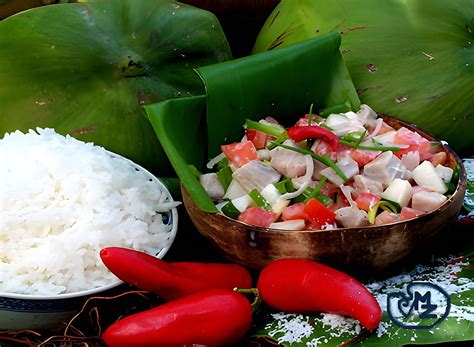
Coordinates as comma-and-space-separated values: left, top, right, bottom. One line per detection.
265, 256, 473, 344
267, 313, 314, 344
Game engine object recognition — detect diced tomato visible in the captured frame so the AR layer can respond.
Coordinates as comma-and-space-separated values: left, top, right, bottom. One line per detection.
319, 182, 339, 199
393, 127, 431, 159
304, 198, 336, 228
245, 129, 268, 149
355, 192, 381, 212
400, 207, 425, 221
335, 144, 352, 160
238, 207, 276, 228
221, 141, 258, 168
369, 121, 393, 135
311, 139, 337, 161
282, 203, 308, 221
350, 149, 381, 166
374, 211, 400, 225
428, 151, 447, 167
328, 191, 350, 212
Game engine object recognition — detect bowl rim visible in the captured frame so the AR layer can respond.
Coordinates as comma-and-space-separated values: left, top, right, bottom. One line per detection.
186, 114, 467, 234
0, 150, 179, 300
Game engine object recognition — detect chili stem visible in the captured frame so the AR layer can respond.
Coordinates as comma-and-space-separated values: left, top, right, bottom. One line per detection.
270, 142, 348, 182
234, 288, 262, 312
307, 103, 315, 126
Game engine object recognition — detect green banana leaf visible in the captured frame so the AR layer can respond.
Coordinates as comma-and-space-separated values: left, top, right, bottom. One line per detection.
251, 251, 474, 346
253, 0, 474, 153
251, 163, 474, 346
145, 32, 360, 211
0, 0, 231, 175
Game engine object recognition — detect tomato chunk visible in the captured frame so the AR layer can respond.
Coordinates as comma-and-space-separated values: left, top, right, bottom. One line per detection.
238, 207, 276, 228
350, 149, 381, 166
304, 198, 336, 228
400, 207, 425, 221
282, 203, 308, 221
355, 192, 381, 212
428, 151, 447, 167
221, 141, 258, 168
246, 129, 268, 149
393, 128, 431, 159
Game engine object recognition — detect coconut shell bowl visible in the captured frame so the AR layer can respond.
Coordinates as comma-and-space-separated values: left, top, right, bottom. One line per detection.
145, 34, 467, 277
182, 115, 467, 276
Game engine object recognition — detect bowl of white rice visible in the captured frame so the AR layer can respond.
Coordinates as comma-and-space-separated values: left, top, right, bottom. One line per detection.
0, 128, 179, 330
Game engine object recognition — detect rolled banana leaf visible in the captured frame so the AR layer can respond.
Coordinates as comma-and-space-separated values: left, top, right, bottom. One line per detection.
0, 0, 231, 175
146, 32, 360, 211
253, 0, 474, 153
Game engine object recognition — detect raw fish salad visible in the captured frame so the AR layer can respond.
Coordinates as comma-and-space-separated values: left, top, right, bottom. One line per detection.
200, 105, 458, 230
0, 128, 179, 295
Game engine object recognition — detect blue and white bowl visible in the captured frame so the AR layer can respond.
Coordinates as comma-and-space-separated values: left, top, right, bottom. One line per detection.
0, 157, 178, 330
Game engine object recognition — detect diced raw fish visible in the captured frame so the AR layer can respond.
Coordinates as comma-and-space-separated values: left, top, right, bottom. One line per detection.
335, 206, 369, 228
321, 156, 359, 186
401, 151, 420, 171
374, 211, 400, 225
200, 173, 224, 200
411, 191, 447, 212
257, 149, 271, 161
311, 139, 337, 161
270, 140, 307, 178
350, 149, 381, 166
400, 207, 425, 221
233, 160, 281, 192
435, 164, 454, 183
429, 152, 447, 167
394, 127, 431, 159
353, 175, 384, 195
363, 151, 409, 187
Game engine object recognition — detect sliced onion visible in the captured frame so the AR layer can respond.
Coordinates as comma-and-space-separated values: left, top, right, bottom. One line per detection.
279, 155, 314, 201
366, 118, 383, 139
340, 185, 357, 208
206, 152, 226, 169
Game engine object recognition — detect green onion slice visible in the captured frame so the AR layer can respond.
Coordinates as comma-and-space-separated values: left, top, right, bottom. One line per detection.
248, 189, 272, 210
271, 142, 348, 182
245, 119, 286, 137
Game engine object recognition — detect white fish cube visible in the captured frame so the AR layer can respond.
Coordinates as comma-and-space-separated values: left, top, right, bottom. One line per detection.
381, 179, 412, 207
435, 164, 454, 183
412, 161, 448, 194
411, 191, 447, 212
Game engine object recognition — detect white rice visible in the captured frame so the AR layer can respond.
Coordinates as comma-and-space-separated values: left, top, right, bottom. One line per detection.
0, 128, 179, 296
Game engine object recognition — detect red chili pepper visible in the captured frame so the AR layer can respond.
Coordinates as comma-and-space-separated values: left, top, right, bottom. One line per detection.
100, 247, 252, 301
256, 258, 382, 331
103, 289, 252, 347
287, 125, 339, 151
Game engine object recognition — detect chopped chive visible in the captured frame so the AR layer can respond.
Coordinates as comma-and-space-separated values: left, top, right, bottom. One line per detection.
188, 164, 202, 178
307, 103, 315, 126
319, 123, 334, 131
355, 130, 368, 148
339, 139, 400, 152
271, 142, 348, 182
304, 176, 327, 203
216, 157, 229, 171
221, 201, 241, 219
368, 200, 400, 224
319, 102, 351, 118
275, 178, 296, 194
248, 189, 272, 210
216, 166, 233, 190
245, 119, 286, 137
267, 132, 289, 150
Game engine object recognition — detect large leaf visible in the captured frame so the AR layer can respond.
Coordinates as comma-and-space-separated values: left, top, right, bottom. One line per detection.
253, 0, 474, 153
0, 0, 231, 175
146, 33, 360, 211
252, 253, 474, 346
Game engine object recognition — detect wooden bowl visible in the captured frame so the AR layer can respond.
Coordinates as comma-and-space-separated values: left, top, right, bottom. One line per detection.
182, 116, 467, 276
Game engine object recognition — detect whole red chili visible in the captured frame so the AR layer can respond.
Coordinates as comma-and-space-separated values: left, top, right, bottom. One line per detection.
287, 125, 339, 150
103, 289, 252, 347
256, 258, 382, 330
100, 247, 252, 301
